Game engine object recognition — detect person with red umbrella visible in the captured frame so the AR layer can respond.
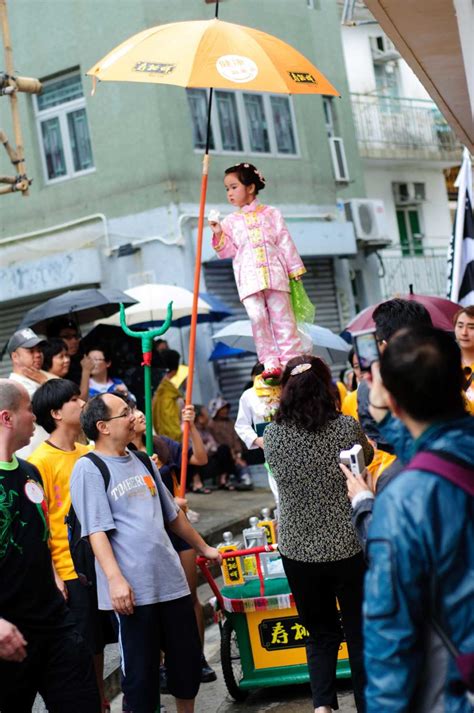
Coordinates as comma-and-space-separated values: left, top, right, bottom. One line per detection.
356, 299, 433, 485
453, 305, 474, 414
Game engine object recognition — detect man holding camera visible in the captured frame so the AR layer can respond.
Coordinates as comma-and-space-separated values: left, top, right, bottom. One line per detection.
359, 327, 474, 712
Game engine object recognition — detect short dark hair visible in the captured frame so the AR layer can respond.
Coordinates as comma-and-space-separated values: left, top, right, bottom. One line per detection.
80, 394, 111, 441
251, 362, 264, 379
373, 298, 433, 342
32, 379, 80, 433
380, 326, 465, 421
453, 305, 474, 325
155, 348, 180, 372
41, 338, 68, 371
86, 345, 112, 363
276, 355, 338, 432
46, 317, 80, 339
224, 162, 265, 194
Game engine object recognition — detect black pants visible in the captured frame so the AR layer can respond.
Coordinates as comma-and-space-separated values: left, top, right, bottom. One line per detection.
114, 595, 201, 713
0, 620, 101, 713
66, 578, 116, 655
281, 551, 366, 712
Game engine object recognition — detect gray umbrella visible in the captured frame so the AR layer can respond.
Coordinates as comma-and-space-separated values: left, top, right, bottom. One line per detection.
17, 288, 138, 333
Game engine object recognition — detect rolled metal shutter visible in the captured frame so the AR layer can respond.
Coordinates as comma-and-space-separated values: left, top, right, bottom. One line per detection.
203, 257, 341, 415
0, 296, 57, 378
0, 285, 99, 378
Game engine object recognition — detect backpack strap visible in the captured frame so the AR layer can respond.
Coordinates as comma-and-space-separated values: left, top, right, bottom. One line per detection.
408, 451, 474, 497
130, 449, 155, 478
128, 449, 172, 516
82, 452, 111, 490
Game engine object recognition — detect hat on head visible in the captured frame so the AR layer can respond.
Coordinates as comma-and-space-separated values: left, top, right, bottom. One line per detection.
7, 328, 45, 356
208, 396, 230, 419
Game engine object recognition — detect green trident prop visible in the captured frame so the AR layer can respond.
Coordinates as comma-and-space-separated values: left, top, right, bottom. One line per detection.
119, 301, 173, 455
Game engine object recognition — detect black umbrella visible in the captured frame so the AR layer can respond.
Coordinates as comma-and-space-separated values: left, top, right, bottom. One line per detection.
17, 288, 138, 333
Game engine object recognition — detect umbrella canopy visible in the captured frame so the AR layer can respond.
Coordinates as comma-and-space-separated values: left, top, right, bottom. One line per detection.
208, 340, 253, 362
345, 294, 460, 333
212, 320, 351, 365
87, 18, 339, 97
18, 288, 138, 333
96, 284, 232, 328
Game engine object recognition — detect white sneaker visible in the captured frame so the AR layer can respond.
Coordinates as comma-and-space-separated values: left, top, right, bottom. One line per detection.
187, 509, 200, 524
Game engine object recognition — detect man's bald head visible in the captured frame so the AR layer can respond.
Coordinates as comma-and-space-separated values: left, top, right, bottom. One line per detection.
0, 379, 25, 412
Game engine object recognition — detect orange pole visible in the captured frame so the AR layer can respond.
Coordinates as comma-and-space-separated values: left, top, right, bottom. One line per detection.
179, 152, 210, 497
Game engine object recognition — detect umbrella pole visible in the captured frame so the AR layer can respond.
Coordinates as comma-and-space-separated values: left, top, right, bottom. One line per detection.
179, 84, 215, 498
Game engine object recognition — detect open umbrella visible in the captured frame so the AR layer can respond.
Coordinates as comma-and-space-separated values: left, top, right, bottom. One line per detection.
17, 288, 138, 333
345, 291, 460, 333
208, 340, 253, 362
96, 284, 232, 329
87, 2, 339, 493
213, 320, 351, 365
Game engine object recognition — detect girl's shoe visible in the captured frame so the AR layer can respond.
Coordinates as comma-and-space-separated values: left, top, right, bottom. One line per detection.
262, 367, 282, 385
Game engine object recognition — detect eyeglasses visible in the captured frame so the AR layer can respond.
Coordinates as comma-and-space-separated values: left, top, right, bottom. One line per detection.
102, 407, 132, 422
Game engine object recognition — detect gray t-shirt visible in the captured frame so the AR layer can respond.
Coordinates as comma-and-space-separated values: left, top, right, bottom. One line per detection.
70, 450, 189, 610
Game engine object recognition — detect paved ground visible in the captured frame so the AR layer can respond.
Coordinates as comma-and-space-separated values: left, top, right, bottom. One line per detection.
110, 622, 357, 713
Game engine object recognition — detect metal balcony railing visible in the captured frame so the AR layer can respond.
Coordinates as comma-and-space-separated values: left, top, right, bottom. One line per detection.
379, 245, 448, 298
351, 94, 461, 161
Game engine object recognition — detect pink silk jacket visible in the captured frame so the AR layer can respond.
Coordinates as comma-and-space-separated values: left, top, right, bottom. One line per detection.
211, 199, 306, 301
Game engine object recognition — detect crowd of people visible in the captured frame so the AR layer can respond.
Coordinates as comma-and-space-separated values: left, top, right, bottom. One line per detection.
0, 298, 473, 713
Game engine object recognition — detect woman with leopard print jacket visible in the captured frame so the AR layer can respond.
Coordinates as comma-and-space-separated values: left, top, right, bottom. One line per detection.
264, 355, 373, 713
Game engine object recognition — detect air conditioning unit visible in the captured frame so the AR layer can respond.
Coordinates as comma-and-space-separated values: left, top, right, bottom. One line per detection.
393, 182, 425, 205
344, 199, 390, 244
370, 35, 400, 63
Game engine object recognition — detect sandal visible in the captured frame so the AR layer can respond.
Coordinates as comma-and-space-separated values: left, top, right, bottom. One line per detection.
190, 486, 212, 494
218, 482, 236, 491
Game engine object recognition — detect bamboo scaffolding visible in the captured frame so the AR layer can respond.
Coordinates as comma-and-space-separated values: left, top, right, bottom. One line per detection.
0, 0, 42, 197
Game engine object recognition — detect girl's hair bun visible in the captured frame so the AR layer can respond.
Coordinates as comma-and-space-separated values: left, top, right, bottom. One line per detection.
224, 162, 266, 194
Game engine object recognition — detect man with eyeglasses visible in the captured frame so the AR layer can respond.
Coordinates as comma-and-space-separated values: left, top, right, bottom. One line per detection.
70, 393, 220, 713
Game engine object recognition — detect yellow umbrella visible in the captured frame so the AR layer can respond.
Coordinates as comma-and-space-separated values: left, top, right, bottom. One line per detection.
87, 9, 339, 497
88, 18, 339, 96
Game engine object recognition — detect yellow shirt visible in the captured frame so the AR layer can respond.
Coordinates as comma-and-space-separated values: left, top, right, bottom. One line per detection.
463, 363, 474, 415
342, 389, 359, 420
29, 441, 91, 581
336, 381, 348, 406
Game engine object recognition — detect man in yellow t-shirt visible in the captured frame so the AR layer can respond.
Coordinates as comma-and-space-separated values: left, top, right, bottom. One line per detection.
29, 378, 110, 711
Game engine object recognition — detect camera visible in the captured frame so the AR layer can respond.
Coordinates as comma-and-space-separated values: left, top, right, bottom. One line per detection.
339, 444, 365, 476
352, 328, 380, 372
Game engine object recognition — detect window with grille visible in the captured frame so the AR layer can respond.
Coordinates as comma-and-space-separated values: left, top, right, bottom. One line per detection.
34, 71, 95, 183
187, 89, 299, 157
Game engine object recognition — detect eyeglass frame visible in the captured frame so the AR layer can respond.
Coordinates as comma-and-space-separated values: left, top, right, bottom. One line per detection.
100, 407, 133, 422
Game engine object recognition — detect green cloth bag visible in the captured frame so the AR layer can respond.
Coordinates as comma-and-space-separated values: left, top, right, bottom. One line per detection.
289, 278, 315, 324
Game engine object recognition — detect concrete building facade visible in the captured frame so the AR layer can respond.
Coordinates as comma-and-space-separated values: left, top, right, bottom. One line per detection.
0, 0, 382, 403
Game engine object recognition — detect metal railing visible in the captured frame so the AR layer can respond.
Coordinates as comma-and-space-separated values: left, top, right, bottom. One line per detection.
379, 245, 448, 298
351, 94, 461, 161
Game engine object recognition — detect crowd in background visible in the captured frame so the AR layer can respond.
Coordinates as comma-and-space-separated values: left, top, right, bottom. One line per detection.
0, 300, 473, 713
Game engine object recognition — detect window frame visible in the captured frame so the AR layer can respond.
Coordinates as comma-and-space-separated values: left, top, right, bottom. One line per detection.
34, 71, 95, 185
188, 88, 300, 159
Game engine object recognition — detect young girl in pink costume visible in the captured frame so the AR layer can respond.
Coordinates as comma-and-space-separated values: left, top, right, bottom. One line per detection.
209, 162, 306, 382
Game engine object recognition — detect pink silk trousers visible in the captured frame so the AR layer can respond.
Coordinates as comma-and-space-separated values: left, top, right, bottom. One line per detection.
242, 290, 303, 371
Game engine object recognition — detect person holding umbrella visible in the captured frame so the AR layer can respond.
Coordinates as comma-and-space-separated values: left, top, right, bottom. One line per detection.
209, 163, 306, 384
453, 305, 474, 414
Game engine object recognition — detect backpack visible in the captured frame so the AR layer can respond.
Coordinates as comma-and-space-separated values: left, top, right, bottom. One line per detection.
407, 450, 474, 698
65, 449, 157, 588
